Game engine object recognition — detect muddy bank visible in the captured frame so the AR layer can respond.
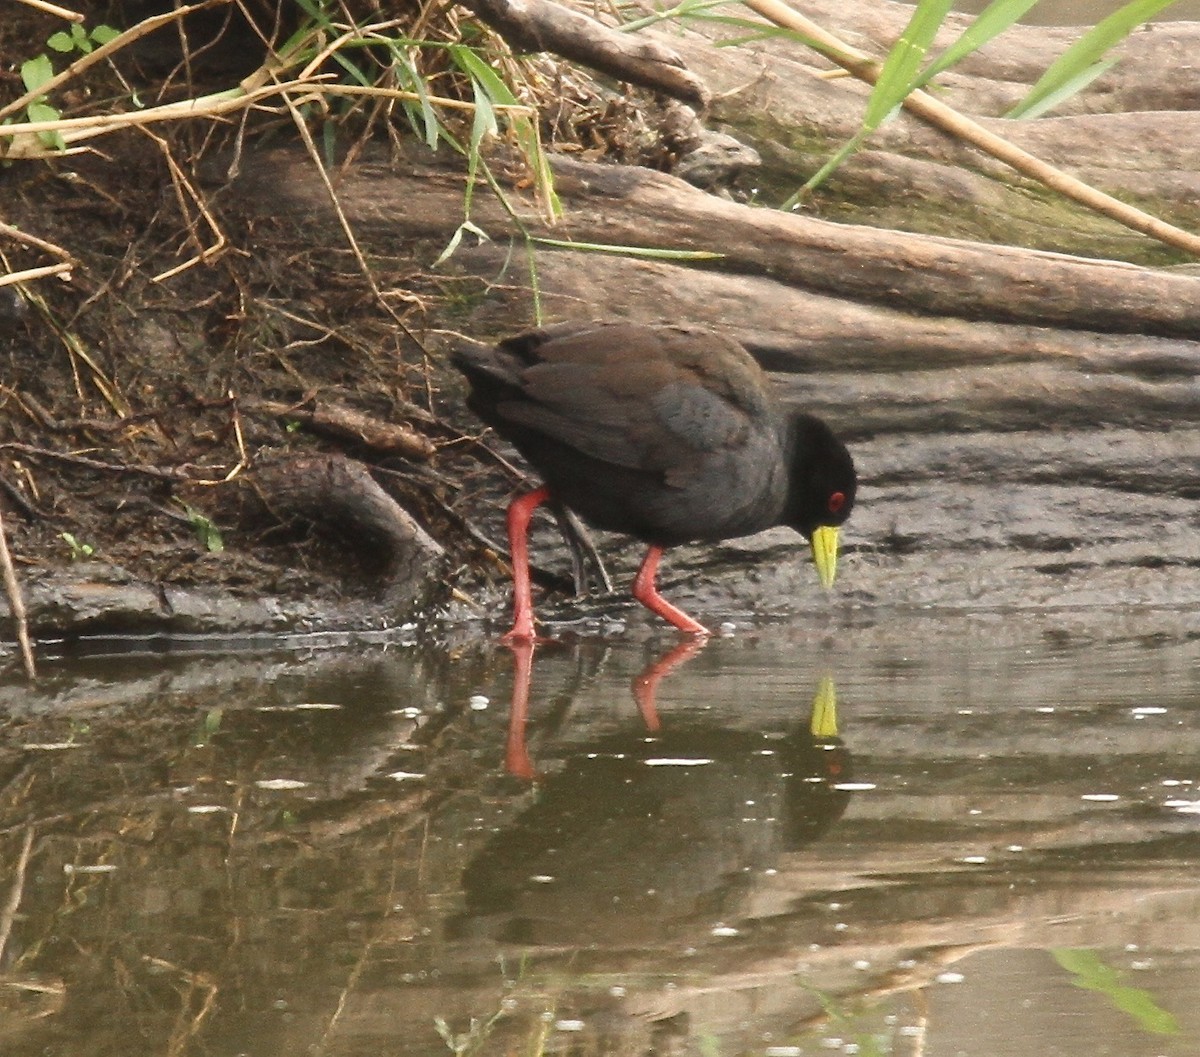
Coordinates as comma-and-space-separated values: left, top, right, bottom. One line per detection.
5, 292, 1199, 642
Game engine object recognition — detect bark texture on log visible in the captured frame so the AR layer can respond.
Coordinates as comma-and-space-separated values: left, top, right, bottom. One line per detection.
461, 0, 710, 106
236, 150, 1200, 337
252, 454, 446, 608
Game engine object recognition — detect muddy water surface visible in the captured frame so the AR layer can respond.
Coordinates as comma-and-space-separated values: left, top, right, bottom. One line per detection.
2, 613, 1199, 1057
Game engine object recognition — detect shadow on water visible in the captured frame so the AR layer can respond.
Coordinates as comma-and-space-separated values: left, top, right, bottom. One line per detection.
1, 614, 1200, 1055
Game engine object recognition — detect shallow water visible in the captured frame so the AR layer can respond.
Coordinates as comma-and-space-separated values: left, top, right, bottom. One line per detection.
2, 612, 1199, 1057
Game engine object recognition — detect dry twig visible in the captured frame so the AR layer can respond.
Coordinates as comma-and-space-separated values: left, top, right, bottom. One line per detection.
13, 0, 84, 20
0, 505, 37, 680
0, 827, 36, 962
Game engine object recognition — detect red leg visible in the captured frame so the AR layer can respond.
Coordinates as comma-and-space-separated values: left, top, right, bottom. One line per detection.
631, 545, 709, 636
500, 486, 551, 644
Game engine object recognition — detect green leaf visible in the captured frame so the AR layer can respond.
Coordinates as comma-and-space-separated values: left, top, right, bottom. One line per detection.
1008, 0, 1181, 118
864, 0, 955, 129
391, 49, 441, 151
47, 32, 75, 53
918, 0, 1043, 85
322, 117, 338, 168
90, 25, 121, 45
26, 101, 60, 123
331, 47, 372, 87
182, 504, 225, 553
450, 46, 519, 106
789, 0, 953, 201
70, 22, 93, 53
469, 82, 494, 151
707, 19, 834, 51
619, 0, 733, 33
27, 101, 66, 150
433, 220, 490, 267
1053, 949, 1180, 1036
20, 53, 54, 94
1012, 58, 1117, 119
784, 126, 870, 204
292, 0, 330, 22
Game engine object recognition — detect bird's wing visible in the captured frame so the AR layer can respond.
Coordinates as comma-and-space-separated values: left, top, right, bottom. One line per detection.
494, 324, 772, 475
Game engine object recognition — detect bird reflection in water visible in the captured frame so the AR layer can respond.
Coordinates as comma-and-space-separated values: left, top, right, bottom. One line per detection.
502, 635, 708, 780
461, 654, 854, 942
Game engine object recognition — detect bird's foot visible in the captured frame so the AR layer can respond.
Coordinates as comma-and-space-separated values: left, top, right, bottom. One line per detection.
498, 623, 551, 646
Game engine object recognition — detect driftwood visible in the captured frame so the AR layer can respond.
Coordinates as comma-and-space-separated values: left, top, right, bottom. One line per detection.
234, 149, 1200, 338
247, 399, 436, 461
460, 0, 709, 107
471, 0, 1200, 257
252, 454, 445, 604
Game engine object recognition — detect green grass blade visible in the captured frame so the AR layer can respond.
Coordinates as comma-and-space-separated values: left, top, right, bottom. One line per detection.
776, 0, 954, 207
711, 21, 845, 56
467, 76, 498, 152
329, 48, 374, 88
529, 237, 724, 260
782, 126, 870, 205
918, 0, 1043, 84
1013, 57, 1117, 118
1008, 0, 1181, 117
450, 45, 519, 106
391, 47, 441, 150
290, 0, 327, 21
433, 220, 490, 267
450, 44, 558, 218
1052, 949, 1180, 1036
619, 0, 733, 33
864, 0, 954, 129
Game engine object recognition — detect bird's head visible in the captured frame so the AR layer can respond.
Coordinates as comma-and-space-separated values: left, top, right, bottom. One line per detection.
785, 415, 857, 588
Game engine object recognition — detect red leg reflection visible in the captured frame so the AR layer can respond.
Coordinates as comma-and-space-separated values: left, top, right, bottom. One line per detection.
631, 636, 709, 732
504, 638, 538, 780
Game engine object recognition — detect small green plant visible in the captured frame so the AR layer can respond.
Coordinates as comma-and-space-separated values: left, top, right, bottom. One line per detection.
180, 503, 225, 553
58, 532, 95, 561
1053, 948, 1179, 1035
46, 22, 120, 57
193, 707, 224, 748
16, 23, 120, 151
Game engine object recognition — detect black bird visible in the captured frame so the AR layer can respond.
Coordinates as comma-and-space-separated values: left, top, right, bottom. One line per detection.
453, 321, 856, 640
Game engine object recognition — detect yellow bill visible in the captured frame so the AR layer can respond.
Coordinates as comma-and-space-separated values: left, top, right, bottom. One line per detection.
810, 525, 840, 589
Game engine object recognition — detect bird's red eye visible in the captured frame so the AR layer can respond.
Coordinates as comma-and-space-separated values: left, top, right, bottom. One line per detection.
828, 491, 845, 514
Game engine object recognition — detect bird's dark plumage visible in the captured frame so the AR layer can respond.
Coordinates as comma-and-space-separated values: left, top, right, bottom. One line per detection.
453, 321, 856, 639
